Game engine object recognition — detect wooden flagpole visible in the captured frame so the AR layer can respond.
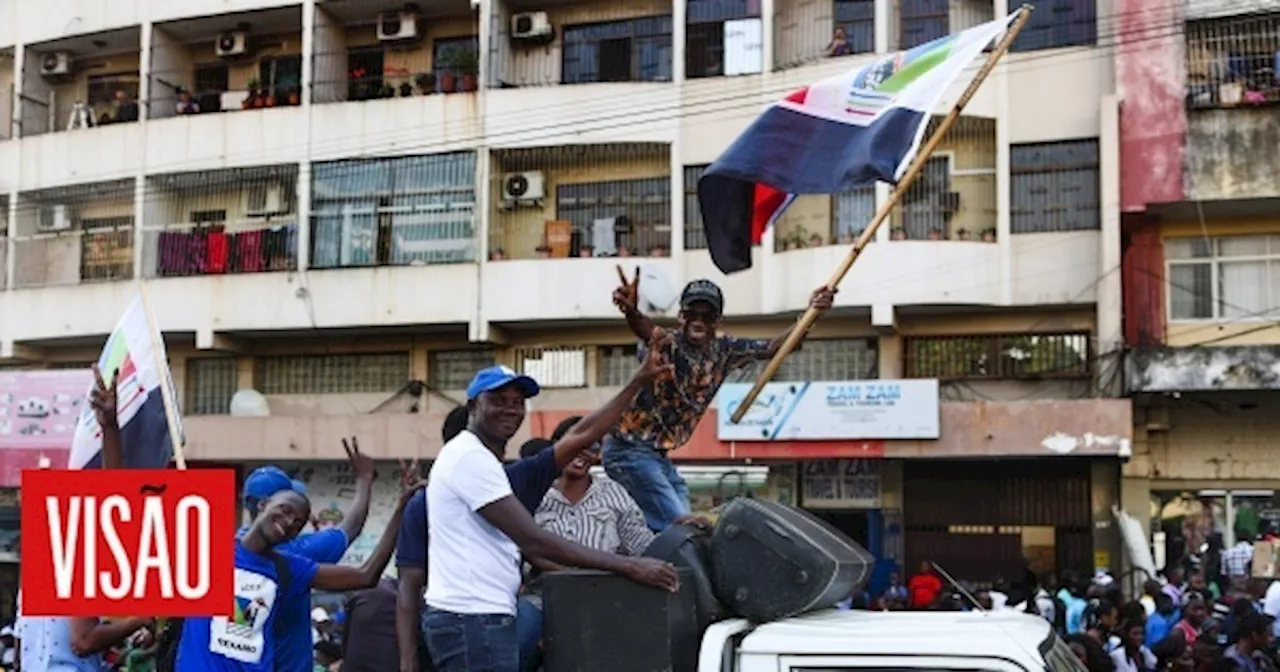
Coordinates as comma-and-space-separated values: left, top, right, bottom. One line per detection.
729, 5, 1034, 424
137, 282, 189, 469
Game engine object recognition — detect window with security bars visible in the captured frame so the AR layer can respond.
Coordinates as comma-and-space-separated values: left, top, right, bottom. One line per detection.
772, 338, 879, 381
255, 353, 409, 394
598, 344, 640, 386
684, 166, 709, 250
187, 358, 237, 416
1008, 0, 1096, 52
515, 346, 587, 388
1185, 12, 1280, 109
903, 333, 1091, 380
429, 349, 495, 390
1010, 139, 1100, 234
556, 178, 672, 256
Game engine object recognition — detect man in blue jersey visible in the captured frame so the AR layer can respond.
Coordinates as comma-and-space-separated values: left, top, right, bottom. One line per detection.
239, 439, 376, 672
176, 473, 421, 671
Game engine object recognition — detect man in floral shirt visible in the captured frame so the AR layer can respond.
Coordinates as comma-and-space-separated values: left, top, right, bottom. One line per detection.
607, 270, 835, 530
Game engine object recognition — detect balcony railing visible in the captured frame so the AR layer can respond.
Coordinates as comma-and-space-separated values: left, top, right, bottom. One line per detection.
775, 0, 875, 71
20, 27, 144, 137
904, 332, 1092, 380
890, 0, 992, 50
10, 228, 135, 288
1186, 12, 1280, 110
142, 220, 298, 278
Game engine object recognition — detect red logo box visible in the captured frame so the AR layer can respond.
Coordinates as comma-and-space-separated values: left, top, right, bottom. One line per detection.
21, 469, 236, 617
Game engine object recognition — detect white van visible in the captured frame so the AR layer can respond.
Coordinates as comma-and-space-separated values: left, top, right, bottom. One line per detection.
696, 609, 1088, 672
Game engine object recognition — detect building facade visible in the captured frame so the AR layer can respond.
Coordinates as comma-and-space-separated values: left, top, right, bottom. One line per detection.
0, 0, 1125, 583
1118, 0, 1280, 574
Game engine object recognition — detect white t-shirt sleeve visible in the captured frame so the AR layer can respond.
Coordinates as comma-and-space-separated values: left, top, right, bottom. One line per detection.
448, 444, 515, 512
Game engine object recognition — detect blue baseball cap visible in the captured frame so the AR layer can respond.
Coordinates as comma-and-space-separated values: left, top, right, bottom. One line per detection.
243, 466, 294, 508
291, 480, 308, 496
466, 365, 540, 401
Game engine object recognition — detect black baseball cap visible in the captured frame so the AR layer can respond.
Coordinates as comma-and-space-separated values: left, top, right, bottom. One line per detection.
681, 279, 724, 314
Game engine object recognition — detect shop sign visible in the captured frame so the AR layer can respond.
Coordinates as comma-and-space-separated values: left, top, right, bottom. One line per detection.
717, 380, 940, 441
802, 459, 882, 509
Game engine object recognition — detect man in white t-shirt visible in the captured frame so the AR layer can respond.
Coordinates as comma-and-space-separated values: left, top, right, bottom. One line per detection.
425, 342, 679, 672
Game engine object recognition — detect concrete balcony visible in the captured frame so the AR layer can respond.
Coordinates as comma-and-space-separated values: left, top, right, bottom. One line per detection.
487, 83, 680, 149
308, 87, 484, 162
143, 106, 309, 174
17, 122, 146, 191
0, 263, 479, 347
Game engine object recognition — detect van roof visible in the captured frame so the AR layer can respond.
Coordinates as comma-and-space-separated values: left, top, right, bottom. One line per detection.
737, 609, 1055, 667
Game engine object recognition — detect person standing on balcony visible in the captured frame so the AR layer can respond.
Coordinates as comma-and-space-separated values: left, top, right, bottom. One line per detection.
608, 270, 836, 531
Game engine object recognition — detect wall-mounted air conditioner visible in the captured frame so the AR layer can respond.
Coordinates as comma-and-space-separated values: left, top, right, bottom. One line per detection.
38, 205, 72, 232
501, 172, 545, 208
244, 184, 289, 217
511, 12, 554, 42
39, 52, 72, 77
378, 11, 420, 42
215, 31, 249, 58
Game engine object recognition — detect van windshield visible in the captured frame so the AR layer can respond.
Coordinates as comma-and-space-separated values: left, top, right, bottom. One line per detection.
1042, 635, 1089, 672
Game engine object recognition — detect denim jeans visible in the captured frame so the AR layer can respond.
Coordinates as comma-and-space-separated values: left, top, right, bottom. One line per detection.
516, 595, 544, 672
602, 435, 690, 532
422, 608, 520, 672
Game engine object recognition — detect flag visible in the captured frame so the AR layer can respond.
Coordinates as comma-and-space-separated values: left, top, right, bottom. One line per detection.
67, 295, 184, 470
698, 12, 1019, 274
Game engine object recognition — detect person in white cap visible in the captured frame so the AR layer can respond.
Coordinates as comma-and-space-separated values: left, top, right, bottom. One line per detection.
310, 608, 332, 646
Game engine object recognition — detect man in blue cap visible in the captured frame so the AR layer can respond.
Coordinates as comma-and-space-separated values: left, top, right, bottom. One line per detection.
422, 332, 680, 672
241, 438, 377, 672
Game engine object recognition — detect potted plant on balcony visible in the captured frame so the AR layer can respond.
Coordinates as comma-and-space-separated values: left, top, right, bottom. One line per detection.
415, 72, 436, 95
456, 50, 480, 92
437, 53, 458, 93
981, 227, 997, 243
956, 227, 971, 241
890, 225, 906, 241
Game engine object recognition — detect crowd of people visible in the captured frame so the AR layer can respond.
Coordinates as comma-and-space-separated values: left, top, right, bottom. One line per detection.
8, 275, 837, 672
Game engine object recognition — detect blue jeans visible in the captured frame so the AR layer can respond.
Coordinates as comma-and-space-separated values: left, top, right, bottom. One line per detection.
422, 609, 520, 672
603, 436, 690, 532
516, 595, 544, 671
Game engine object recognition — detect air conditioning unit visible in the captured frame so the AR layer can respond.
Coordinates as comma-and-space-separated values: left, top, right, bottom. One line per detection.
511, 12, 554, 41
377, 11, 420, 42
244, 184, 288, 217
38, 205, 72, 232
215, 31, 249, 58
39, 52, 71, 77
502, 172, 545, 205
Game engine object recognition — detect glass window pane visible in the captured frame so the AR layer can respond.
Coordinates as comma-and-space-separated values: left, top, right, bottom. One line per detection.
1169, 263, 1213, 319
1219, 260, 1268, 318
1218, 235, 1267, 257
1165, 237, 1212, 260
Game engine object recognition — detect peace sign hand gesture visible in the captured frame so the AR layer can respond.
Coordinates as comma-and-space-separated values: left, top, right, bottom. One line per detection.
613, 265, 640, 316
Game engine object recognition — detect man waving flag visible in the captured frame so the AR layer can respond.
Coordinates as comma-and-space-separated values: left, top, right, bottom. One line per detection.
67, 294, 184, 470
698, 12, 1020, 274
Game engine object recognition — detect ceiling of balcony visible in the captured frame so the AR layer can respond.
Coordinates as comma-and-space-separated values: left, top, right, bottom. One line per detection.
28, 26, 143, 58
156, 6, 304, 43
1148, 197, 1280, 221
318, 0, 475, 24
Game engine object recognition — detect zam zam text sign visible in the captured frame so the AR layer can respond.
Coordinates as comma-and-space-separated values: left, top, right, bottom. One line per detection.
21, 469, 236, 616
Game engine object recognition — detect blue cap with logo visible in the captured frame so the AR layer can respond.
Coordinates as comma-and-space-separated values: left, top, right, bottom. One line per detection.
466, 365, 540, 401
243, 466, 295, 509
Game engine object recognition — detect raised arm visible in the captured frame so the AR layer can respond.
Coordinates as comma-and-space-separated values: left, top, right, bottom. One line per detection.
69, 617, 153, 657
613, 265, 656, 341
761, 287, 837, 357
338, 437, 375, 543
551, 329, 673, 469
312, 482, 424, 592
89, 365, 124, 469
479, 496, 677, 591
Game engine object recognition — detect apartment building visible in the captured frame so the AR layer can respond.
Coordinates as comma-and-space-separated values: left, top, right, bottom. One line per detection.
1117, 0, 1280, 572
0, 0, 1124, 583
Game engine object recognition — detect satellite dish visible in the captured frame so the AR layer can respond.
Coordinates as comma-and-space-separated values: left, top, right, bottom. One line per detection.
637, 263, 679, 314
229, 389, 271, 417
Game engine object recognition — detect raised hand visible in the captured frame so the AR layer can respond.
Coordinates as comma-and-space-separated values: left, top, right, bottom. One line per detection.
343, 437, 375, 483
612, 264, 641, 315
89, 364, 120, 429
397, 457, 421, 490
810, 286, 837, 311
636, 328, 674, 383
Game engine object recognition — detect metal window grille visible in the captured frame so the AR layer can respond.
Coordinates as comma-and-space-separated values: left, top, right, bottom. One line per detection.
903, 333, 1092, 380
598, 344, 640, 386
1008, 0, 1097, 52
255, 353, 409, 394
562, 16, 674, 84
428, 349, 496, 390
514, 346, 587, 388
772, 338, 879, 381
1010, 139, 1100, 233
683, 165, 709, 250
555, 177, 672, 256
1185, 12, 1280, 110
187, 358, 238, 416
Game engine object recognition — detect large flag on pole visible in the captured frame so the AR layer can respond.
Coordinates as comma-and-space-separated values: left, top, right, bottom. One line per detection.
698, 12, 1019, 274
67, 295, 184, 470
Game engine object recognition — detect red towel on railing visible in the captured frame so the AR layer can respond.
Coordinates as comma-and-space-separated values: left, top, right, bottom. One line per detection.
206, 232, 229, 274
235, 230, 265, 273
